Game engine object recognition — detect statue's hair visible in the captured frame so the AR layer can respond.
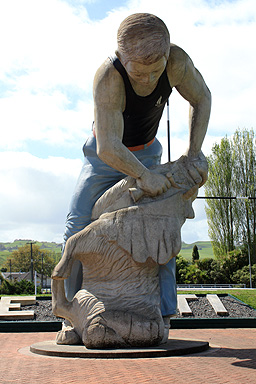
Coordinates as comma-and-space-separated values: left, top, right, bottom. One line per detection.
116, 13, 170, 65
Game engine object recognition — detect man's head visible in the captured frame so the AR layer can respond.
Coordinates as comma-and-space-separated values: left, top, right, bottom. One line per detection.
116, 13, 170, 65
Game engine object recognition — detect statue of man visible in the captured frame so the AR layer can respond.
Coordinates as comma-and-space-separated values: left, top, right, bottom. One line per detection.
63, 13, 211, 323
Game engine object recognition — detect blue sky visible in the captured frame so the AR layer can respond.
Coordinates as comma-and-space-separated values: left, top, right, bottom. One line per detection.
0, 0, 255, 244
73, 0, 129, 20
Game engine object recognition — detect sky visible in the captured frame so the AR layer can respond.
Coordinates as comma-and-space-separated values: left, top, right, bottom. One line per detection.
0, 0, 255, 245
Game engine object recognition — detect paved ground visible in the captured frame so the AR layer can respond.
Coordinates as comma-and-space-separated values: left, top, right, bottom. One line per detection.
1, 328, 256, 384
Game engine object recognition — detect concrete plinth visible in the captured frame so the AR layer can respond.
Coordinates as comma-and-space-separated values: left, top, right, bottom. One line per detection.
30, 338, 209, 359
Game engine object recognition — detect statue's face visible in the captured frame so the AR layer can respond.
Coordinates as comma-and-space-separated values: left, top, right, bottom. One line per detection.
123, 56, 167, 86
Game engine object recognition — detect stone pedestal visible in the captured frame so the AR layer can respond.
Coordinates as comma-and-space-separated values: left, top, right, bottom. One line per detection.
30, 338, 209, 358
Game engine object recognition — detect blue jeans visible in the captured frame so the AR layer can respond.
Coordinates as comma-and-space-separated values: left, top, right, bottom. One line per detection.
63, 135, 177, 316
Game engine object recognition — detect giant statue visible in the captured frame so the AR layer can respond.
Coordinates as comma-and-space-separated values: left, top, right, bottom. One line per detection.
51, 13, 211, 349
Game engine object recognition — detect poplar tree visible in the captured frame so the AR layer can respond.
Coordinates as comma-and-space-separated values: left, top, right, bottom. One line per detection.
232, 129, 256, 263
205, 128, 256, 262
205, 137, 235, 257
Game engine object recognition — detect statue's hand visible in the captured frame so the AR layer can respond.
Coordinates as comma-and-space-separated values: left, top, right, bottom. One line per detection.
179, 151, 208, 187
136, 169, 172, 197
129, 168, 182, 202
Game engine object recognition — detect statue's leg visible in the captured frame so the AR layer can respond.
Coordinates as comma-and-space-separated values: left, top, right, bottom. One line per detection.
134, 138, 177, 322
159, 257, 177, 316
63, 136, 163, 302
63, 136, 126, 301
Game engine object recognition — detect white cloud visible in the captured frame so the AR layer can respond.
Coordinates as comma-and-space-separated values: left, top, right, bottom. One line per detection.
0, 152, 82, 242
0, 0, 126, 151
0, 90, 94, 150
1, 0, 255, 149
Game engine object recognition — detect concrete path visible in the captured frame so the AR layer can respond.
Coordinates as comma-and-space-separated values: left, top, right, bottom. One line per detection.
1, 328, 255, 383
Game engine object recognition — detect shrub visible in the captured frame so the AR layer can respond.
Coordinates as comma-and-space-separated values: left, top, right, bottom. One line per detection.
0, 279, 36, 295
232, 264, 256, 287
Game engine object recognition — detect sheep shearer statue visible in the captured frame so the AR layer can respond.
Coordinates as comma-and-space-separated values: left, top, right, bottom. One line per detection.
51, 13, 211, 349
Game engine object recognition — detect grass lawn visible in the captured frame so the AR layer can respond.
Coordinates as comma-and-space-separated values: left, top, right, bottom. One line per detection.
178, 289, 256, 310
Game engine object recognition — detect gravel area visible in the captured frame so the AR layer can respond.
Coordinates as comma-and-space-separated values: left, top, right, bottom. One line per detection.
176, 295, 256, 318
22, 300, 61, 322
13, 294, 256, 322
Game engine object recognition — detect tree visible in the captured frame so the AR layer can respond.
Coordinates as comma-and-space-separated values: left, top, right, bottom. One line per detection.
232, 129, 256, 264
2, 243, 56, 277
233, 264, 256, 287
205, 137, 235, 257
176, 250, 252, 286
197, 258, 225, 284
192, 245, 200, 263
220, 249, 249, 283
205, 128, 256, 260
176, 254, 190, 284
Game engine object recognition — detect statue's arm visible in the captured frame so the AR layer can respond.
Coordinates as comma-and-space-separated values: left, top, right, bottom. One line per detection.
93, 59, 171, 196
93, 60, 149, 179
168, 46, 211, 186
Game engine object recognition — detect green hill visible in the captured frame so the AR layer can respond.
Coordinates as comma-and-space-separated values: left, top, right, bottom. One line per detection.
179, 241, 214, 260
0, 239, 214, 270
0, 239, 62, 269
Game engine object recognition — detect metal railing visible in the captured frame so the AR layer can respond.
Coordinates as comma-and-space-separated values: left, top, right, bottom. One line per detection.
177, 283, 246, 289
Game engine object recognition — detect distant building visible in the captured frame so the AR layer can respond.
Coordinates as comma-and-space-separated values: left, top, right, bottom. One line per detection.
2, 271, 30, 281
2, 271, 51, 289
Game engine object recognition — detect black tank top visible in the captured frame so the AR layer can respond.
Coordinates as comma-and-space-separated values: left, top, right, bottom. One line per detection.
110, 56, 172, 147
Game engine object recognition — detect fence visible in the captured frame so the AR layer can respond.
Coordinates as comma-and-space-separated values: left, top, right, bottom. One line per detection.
177, 284, 246, 289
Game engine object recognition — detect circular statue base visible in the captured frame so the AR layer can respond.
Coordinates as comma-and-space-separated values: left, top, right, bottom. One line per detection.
30, 338, 209, 359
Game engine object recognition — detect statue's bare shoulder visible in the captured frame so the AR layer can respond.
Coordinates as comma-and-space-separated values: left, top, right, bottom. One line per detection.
93, 58, 125, 112
167, 44, 190, 87
167, 43, 210, 103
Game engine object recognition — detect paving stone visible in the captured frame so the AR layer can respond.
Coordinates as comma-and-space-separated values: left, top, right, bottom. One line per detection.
177, 294, 198, 316
8, 296, 36, 305
207, 294, 229, 316
1, 329, 256, 384
0, 296, 35, 320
